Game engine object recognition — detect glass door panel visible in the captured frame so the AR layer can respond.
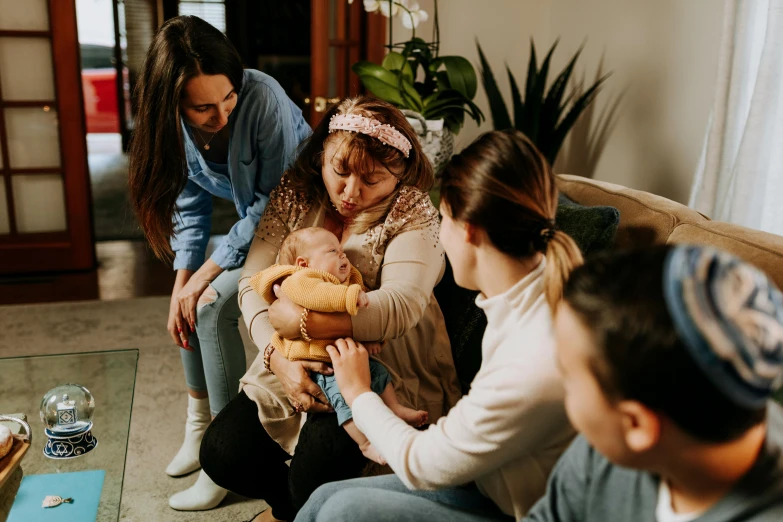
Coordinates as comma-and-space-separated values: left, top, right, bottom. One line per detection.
0, 0, 50, 31
11, 174, 67, 233
0, 37, 56, 100
4, 107, 61, 168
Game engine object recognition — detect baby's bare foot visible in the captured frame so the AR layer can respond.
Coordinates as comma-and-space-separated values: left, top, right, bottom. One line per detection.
359, 440, 387, 465
392, 405, 429, 427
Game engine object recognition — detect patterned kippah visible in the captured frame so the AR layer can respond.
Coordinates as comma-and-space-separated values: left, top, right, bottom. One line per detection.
663, 245, 783, 409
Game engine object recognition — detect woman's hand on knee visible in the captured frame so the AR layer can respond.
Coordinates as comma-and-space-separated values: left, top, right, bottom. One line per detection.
168, 296, 192, 350
270, 351, 334, 413
177, 276, 211, 332
169, 271, 195, 350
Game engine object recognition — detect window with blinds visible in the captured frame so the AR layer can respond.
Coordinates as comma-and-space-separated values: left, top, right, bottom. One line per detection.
178, 0, 226, 33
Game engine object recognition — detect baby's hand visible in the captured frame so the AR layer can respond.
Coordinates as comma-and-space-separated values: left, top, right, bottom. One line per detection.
357, 291, 369, 308
364, 342, 382, 356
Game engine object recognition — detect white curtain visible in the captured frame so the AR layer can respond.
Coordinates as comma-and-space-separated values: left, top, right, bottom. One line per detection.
689, 0, 783, 236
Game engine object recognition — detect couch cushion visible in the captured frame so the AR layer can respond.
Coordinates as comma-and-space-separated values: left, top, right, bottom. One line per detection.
557, 194, 620, 255
557, 175, 708, 249
667, 221, 783, 290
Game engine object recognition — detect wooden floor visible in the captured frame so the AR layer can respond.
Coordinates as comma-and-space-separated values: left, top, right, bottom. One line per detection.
0, 240, 176, 305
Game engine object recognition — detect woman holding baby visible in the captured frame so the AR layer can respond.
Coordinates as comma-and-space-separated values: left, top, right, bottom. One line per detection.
199, 96, 463, 521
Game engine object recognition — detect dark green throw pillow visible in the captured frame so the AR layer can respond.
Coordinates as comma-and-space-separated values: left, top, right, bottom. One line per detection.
435, 196, 620, 393
556, 194, 620, 255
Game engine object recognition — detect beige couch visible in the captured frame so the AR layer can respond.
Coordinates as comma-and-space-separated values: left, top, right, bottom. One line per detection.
557, 175, 783, 289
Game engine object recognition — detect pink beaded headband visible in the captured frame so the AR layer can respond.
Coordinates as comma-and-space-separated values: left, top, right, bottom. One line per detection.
328, 114, 412, 158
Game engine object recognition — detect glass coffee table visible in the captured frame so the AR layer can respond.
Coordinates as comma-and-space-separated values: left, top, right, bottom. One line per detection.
0, 350, 138, 522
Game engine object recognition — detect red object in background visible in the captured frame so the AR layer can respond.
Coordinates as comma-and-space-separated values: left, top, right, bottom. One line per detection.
80, 43, 129, 135
81, 68, 119, 134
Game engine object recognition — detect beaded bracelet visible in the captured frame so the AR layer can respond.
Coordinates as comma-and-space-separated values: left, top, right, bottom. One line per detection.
300, 308, 313, 342
263, 343, 275, 375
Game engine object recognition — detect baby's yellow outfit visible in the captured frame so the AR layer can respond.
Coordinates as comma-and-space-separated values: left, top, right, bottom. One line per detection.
249, 264, 365, 363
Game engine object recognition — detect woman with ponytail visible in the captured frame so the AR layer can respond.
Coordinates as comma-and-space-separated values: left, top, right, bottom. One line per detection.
297, 129, 583, 522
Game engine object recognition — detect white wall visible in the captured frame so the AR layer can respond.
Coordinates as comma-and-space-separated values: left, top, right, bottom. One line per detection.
392, 1, 551, 148
548, 0, 723, 202
397, 0, 724, 203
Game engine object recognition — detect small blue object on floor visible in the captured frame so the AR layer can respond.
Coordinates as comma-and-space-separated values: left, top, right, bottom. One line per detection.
7, 470, 105, 522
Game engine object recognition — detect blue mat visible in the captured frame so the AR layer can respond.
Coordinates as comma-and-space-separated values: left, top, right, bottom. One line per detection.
7, 470, 105, 522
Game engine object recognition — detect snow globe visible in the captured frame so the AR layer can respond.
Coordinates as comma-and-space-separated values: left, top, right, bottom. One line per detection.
39, 384, 97, 459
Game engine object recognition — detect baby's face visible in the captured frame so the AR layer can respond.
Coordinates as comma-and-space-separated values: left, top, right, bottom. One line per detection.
304, 230, 350, 282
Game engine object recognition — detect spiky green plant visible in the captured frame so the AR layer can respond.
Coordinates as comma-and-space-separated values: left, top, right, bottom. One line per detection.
476, 39, 609, 165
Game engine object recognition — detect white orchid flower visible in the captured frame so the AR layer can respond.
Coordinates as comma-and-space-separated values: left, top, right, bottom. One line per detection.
363, 0, 400, 17
400, 1, 429, 29
355, 0, 427, 26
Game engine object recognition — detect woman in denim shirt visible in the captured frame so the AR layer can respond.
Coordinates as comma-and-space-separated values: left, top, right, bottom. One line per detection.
128, 16, 310, 511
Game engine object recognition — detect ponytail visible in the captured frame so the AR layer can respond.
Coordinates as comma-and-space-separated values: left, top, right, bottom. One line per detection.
440, 129, 585, 311
543, 230, 584, 311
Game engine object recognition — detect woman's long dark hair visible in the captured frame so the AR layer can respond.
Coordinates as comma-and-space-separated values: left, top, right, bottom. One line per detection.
128, 16, 243, 261
440, 129, 584, 310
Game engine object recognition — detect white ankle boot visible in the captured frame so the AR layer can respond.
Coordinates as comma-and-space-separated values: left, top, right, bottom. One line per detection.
168, 470, 228, 511
166, 395, 210, 477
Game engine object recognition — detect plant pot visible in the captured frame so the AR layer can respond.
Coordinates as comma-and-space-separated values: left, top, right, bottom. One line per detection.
403, 110, 455, 176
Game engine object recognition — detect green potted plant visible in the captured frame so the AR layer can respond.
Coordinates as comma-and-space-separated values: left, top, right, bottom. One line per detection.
476, 39, 609, 166
350, 0, 484, 173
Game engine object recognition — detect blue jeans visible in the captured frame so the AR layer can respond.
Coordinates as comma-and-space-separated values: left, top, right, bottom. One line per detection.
180, 267, 245, 416
294, 474, 514, 522
314, 360, 391, 425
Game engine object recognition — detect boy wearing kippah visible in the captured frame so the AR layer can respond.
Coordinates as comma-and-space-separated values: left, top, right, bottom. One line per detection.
525, 245, 783, 522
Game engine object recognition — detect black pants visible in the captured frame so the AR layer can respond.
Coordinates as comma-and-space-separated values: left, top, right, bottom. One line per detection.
200, 390, 367, 520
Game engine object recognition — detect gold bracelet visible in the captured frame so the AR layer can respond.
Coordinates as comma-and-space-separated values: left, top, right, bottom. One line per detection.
263, 343, 275, 375
300, 308, 312, 342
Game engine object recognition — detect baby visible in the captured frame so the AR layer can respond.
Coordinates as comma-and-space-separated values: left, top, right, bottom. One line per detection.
250, 227, 428, 464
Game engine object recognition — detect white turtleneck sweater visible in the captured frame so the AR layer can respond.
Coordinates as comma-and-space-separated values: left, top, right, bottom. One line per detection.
352, 259, 576, 519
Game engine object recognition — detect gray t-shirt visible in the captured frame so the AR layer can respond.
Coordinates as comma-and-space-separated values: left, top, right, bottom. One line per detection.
524, 402, 783, 522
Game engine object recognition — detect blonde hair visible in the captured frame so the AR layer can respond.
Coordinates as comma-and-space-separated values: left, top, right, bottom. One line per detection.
440, 129, 584, 310
278, 228, 327, 265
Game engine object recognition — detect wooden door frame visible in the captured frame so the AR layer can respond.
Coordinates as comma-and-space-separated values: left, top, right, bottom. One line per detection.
112, 0, 132, 151
0, 0, 95, 274
310, 0, 386, 125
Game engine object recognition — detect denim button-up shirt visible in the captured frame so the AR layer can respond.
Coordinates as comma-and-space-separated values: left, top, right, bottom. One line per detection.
171, 69, 311, 271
